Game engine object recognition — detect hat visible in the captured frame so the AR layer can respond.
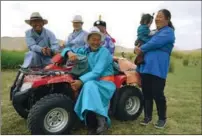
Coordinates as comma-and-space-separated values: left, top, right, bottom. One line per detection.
72, 15, 83, 23
25, 12, 48, 25
94, 20, 106, 27
85, 26, 104, 43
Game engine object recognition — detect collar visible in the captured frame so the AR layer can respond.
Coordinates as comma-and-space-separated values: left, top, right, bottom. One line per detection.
32, 27, 45, 37
73, 29, 83, 33
158, 25, 169, 31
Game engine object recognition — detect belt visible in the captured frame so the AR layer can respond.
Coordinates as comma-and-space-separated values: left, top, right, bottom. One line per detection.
100, 75, 115, 82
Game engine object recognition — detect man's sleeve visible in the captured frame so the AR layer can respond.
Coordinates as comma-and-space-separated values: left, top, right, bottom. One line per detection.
25, 30, 42, 53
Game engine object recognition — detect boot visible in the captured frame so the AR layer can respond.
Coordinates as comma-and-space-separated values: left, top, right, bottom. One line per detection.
96, 115, 108, 135
86, 111, 97, 135
87, 128, 97, 135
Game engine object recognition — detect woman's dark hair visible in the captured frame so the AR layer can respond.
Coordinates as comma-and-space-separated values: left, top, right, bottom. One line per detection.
159, 9, 175, 30
140, 13, 154, 25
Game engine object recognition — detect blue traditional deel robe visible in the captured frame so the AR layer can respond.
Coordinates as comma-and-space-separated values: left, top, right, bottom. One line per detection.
22, 28, 60, 68
137, 26, 175, 79
64, 29, 88, 49
61, 46, 116, 127
101, 34, 115, 55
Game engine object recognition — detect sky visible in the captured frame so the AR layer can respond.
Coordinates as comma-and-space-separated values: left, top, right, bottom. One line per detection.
1, 1, 201, 50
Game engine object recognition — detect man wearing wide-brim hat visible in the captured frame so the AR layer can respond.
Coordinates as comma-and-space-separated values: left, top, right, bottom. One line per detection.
63, 15, 88, 49
22, 12, 60, 68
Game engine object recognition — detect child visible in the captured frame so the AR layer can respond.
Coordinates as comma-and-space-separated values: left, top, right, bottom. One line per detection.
134, 13, 156, 65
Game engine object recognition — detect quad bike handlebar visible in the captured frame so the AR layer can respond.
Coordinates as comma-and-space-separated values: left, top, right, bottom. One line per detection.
19, 68, 70, 76
44, 54, 74, 71
19, 54, 72, 76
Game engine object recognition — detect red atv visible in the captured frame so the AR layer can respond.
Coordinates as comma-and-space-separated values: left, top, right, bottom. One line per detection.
10, 54, 143, 135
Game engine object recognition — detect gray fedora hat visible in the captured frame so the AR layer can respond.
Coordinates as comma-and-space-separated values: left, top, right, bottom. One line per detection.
25, 12, 48, 25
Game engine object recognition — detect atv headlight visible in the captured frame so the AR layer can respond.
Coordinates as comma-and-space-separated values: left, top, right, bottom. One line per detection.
20, 82, 33, 92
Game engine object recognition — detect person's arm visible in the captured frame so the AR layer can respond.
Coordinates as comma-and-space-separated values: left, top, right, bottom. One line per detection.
79, 48, 112, 83
25, 30, 43, 53
140, 28, 175, 53
61, 46, 87, 58
48, 30, 60, 53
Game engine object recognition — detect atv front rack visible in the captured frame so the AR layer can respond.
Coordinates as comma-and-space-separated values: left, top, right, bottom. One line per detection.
19, 68, 70, 76
10, 68, 70, 100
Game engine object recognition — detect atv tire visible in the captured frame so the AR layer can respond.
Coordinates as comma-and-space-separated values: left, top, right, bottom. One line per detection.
115, 86, 143, 121
27, 93, 76, 135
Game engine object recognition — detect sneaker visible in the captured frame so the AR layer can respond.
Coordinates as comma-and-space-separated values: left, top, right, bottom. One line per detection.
154, 120, 166, 129
140, 118, 152, 126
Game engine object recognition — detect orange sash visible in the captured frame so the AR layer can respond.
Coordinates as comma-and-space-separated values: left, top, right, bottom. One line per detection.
100, 75, 115, 82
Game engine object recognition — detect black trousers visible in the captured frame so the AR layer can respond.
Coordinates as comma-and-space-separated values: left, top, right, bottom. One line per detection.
141, 73, 167, 120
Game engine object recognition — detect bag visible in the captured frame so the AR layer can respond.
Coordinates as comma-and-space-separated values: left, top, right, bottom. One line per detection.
69, 54, 89, 76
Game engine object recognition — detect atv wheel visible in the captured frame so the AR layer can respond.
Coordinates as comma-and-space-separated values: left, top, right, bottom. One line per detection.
27, 93, 76, 135
115, 86, 143, 121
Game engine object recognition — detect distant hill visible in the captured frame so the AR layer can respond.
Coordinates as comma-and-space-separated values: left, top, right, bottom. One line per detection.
1, 37, 27, 51
178, 48, 202, 53
3, 37, 197, 53
1, 37, 133, 53
115, 46, 133, 53
193, 48, 202, 51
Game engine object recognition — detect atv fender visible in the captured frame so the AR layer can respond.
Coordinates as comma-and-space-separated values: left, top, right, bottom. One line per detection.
114, 75, 127, 88
31, 75, 74, 88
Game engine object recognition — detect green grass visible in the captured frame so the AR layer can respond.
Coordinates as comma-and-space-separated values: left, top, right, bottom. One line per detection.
1, 50, 26, 69
1, 57, 201, 134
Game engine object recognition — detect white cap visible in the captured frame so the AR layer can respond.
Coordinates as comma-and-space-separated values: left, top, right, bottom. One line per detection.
85, 26, 104, 42
72, 15, 83, 23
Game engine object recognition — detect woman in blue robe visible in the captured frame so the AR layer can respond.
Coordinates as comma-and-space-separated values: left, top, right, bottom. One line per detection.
61, 27, 116, 134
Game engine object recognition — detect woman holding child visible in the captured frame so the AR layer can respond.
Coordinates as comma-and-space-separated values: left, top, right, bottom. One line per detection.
134, 9, 175, 129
